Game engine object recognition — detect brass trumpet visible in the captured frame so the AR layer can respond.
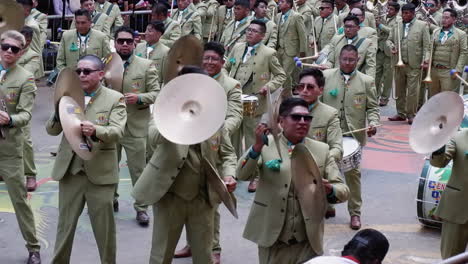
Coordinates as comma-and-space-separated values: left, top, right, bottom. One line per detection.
423, 36, 435, 83
395, 20, 405, 68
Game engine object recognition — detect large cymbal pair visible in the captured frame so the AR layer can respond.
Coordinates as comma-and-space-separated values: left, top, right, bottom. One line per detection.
103, 52, 124, 93
0, 0, 25, 34
163, 35, 204, 84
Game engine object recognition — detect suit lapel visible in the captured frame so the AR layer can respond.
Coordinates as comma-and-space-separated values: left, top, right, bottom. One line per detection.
231, 43, 247, 77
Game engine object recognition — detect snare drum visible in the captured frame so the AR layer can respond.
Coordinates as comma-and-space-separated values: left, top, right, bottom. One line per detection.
340, 137, 362, 172
416, 159, 452, 228
241, 94, 259, 117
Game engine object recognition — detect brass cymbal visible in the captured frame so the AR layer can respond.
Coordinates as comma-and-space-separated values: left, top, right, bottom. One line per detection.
409, 91, 464, 154
163, 35, 203, 84
153, 73, 227, 145
58, 96, 96, 160
203, 157, 238, 219
103, 52, 124, 93
54, 68, 85, 110
0, 0, 25, 34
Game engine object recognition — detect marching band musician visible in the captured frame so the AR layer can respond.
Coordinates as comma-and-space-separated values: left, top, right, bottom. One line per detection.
313, 0, 338, 51
295, 0, 313, 57
150, 3, 182, 48
46, 55, 126, 264
220, 0, 253, 55
70, 0, 112, 39
132, 66, 237, 264
333, 0, 350, 17
216, 0, 236, 42
18, 27, 41, 192
0, 30, 41, 264
56, 9, 111, 72
31, 0, 47, 45
423, 8, 468, 97
237, 97, 349, 263
113, 26, 160, 224
348, 7, 378, 41
95, 0, 124, 36
201, 0, 221, 42
386, 3, 430, 125
295, 68, 344, 218
171, 0, 203, 40
253, 0, 278, 49
321, 44, 380, 230
337, 0, 376, 29
275, 0, 307, 91
224, 19, 286, 192
416, 0, 443, 32
375, 2, 400, 107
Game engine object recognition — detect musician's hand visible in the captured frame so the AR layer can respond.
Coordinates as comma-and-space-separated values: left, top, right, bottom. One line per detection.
124, 93, 139, 104
391, 47, 397, 55
322, 179, 333, 195
299, 52, 306, 58
253, 123, 269, 153
0, 111, 10, 125
258, 86, 268, 96
367, 125, 377, 137
451, 71, 459, 80
224, 176, 237, 193
81, 121, 96, 137
421, 60, 429, 69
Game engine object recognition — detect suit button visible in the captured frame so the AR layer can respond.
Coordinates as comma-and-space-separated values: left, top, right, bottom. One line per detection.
284, 184, 288, 188
281, 209, 285, 213
182, 157, 186, 160
282, 197, 286, 201
171, 176, 176, 180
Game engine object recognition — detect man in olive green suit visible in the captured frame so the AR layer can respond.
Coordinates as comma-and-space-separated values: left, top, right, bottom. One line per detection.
334, 0, 350, 16
425, 9, 467, 97
386, 3, 430, 124
237, 97, 349, 264
56, 9, 111, 72
172, 0, 203, 39
31, 0, 47, 44
18, 27, 41, 192
0, 30, 41, 264
202, 0, 220, 41
224, 20, 286, 191
135, 21, 170, 87
47, 55, 126, 264
215, 0, 235, 42
151, 3, 182, 48
220, 0, 253, 54
337, 0, 376, 29
296, 0, 313, 56
416, 0, 442, 33
113, 27, 160, 225
314, 0, 338, 51
70, 0, 112, 38
253, 0, 277, 49
375, 2, 400, 106
321, 45, 380, 230
275, 0, 307, 91
431, 129, 468, 259
95, 0, 124, 35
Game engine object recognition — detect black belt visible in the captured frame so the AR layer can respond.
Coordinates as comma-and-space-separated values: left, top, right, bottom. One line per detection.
434, 64, 449, 69
287, 238, 299, 245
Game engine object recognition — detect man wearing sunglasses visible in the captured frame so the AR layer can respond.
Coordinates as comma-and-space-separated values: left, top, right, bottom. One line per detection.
70, 0, 112, 38
321, 44, 380, 230
237, 97, 349, 263
314, 0, 339, 51
0, 29, 41, 264
151, 2, 182, 48
171, 0, 203, 39
295, 68, 344, 218
46, 55, 127, 263
416, 0, 442, 32
56, 9, 111, 72
113, 26, 160, 225
337, 0, 376, 29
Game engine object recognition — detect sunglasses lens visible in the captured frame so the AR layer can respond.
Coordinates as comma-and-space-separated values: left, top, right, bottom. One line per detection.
76, 69, 92, 75
1, 44, 20, 54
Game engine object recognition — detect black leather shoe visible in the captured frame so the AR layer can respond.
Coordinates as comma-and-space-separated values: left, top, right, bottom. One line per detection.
113, 200, 119, 212
136, 211, 149, 226
27, 252, 41, 264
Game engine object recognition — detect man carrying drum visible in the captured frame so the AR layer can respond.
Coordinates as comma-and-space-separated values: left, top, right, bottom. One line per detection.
321, 44, 380, 230
295, 68, 343, 218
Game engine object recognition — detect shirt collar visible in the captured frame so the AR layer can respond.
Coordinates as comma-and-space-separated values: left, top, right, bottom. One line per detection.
0, 64, 10, 72
212, 72, 221, 79
346, 34, 358, 42
282, 9, 291, 18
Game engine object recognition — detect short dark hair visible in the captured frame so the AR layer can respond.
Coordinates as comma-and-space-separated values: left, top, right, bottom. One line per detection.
114, 26, 135, 40
340, 44, 358, 56
299, 68, 325, 88
80, 0, 92, 4
254, 0, 268, 8
401, 3, 416, 11
388, 2, 400, 11
204, 42, 225, 58
342, 229, 390, 263
148, 21, 165, 34
321, 0, 334, 6
343, 15, 360, 26
74, 8, 92, 21
79, 55, 105, 71
250, 19, 267, 34
283, 0, 294, 7
348, 0, 362, 6
17, 0, 33, 7
235, 0, 250, 8
20, 26, 34, 40
443, 8, 458, 18
152, 2, 169, 17
178, 65, 208, 76
279, 97, 309, 117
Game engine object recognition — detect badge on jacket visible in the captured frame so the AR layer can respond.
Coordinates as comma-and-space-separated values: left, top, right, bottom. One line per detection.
209, 132, 221, 151
353, 94, 365, 109
95, 112, 109, 125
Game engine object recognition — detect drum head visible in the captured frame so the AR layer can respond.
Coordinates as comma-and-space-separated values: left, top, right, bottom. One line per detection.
343, 137, 360, 157
241, 94, 258, 101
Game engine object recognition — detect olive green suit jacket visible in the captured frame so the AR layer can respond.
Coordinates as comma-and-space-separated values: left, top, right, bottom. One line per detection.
309, 100, 343, 161
161, 18, 182, 48
220, 16, 253, 53
314, 14, 339, 50
431, 129, 468, 224
122, 55, 160, 138
275, 10, 308, 56
262, 19, 278, 49
224, 42, 286, 115
216, 5, 234, 42
431, 27, 468, 73
135, 41, 169, 87
95, 1, 124, 35
215, 71, 243, 136
56, 29, 111, 71
202, 0, 220, 39
172, 4, 203, 39
31, 8, 48, 45
0, 65, 36, 159
321, 68, 380, 146
46, 85, 127, 185
70, 11, 112, 38
237, 135, 349, 254
377, 15, 400, 55
132, 127, 237, 206
18, 48, 41, 79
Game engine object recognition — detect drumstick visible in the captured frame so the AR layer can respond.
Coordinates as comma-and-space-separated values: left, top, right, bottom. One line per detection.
342, 124, 382, 135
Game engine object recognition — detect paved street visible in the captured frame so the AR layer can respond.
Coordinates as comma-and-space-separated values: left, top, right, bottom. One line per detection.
0, 82, 445, 264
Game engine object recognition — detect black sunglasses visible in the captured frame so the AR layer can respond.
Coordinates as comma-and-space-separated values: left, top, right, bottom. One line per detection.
289, 114, 313, 122
1, 43, 21, 54
116, 38, 134, 45
75, 68, 100, 76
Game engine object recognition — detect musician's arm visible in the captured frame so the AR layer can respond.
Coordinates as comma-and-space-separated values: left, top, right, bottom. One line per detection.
56, 37, 67, 72
23, 54, 41, 79
385, 26, 396, 52
430, 139, 455, 168
220, 129, 237, 179
94, 95, 127, 143
365, 77, 380, 127
325, 151, 349, 204
236, 147, 263, 181
138, 64, 160, 105
102, 15, 112, 39
102, 36, 112, 59
378, 23, 391, 34
324, 37, 337, 68
113, 6, 124, 28
10, 76, 36, 128
267, 22, 278, 49
223, 82, 243, 135
265, 51, 286, 92
327, 111, 344, 162
456, 32, 468, 73
192, 14, 203, 40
